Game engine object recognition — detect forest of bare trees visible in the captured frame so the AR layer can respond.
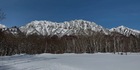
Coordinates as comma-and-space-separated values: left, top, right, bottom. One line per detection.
0, 30, 140, 56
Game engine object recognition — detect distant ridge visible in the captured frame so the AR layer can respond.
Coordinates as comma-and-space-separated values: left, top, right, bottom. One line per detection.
0, 20, 140, 37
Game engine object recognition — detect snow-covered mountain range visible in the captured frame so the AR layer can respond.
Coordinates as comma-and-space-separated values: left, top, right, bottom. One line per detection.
0, 20, 140, 37
20, 20, 109, 36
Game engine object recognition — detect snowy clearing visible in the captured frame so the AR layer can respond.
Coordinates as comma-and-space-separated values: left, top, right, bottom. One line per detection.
0, 53, 140, 70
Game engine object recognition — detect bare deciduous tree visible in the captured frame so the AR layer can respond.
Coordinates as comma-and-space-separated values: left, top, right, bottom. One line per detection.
0, 9, 6, 22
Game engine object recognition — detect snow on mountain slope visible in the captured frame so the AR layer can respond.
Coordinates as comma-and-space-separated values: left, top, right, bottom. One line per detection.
110, 25, 140, 37
1, 26, 21, 35
1, 20, 140, 37
20, 20, 109, 36
0, 24, 6, 29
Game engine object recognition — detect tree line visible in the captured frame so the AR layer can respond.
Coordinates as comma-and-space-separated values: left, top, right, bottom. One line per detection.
0, 30, 140, 56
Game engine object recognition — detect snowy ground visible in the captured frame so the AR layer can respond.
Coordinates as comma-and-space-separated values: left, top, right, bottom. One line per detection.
0, 53, 140, 70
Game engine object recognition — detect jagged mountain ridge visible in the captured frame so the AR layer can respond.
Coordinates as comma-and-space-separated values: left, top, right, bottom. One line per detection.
20, 20, 109, 36
0, 20, 140, 37
110, 25, 140, 37
0, 26, 21, 35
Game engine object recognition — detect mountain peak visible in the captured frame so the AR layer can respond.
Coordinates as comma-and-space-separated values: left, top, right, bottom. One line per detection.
20, 20, 109, 36
117, 25, 126, 28
110, 25, 140, 37
1, 20, 140, 37
0, 24, 6, 29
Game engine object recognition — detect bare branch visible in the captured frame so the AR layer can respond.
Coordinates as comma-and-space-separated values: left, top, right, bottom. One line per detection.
0, 9, 6, 21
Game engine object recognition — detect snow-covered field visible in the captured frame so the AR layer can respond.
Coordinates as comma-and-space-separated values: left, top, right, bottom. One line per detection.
0, 53, 140, 70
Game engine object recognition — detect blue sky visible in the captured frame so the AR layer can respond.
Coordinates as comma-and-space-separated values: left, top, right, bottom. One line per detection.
0, 0, 140, 30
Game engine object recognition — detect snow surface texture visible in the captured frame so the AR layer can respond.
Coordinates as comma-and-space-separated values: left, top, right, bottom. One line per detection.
0, 53, 140, 70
